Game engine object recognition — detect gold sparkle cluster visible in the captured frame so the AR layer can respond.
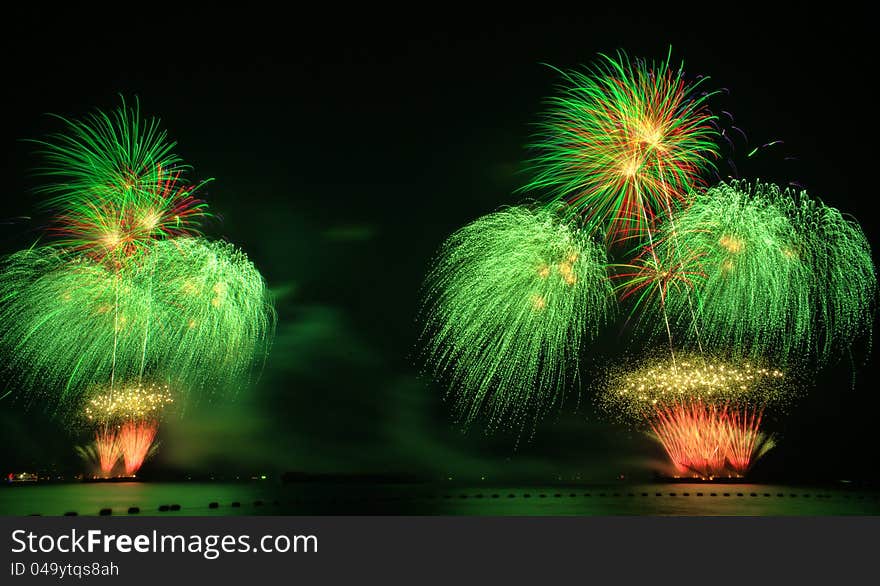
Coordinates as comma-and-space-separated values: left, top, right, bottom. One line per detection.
83, 382, 174, 423
601, 354, 789, 420
536, 250, 580, 285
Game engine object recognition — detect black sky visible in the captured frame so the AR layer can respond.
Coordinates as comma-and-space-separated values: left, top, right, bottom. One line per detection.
1, 9, 877, 483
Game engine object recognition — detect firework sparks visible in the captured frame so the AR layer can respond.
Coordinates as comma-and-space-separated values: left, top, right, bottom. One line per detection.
75, 429, 122, 478
94, 428, 122, 476
600, 354, 786, 478
613, 241, 706, 323
0, 238, 275, 408
83, 383, 174, 423
146, 237, 277, 392
640, 181, 875, 365
421, 206, 615, 432
661, 182, 811, 365
524, 50, 719, 242
783, 191, 876, 362
723, 407, 775, 475
80, 383, 172, 477
50, 164, 207, 264
651, 401, 774, 478
0, 248, 156, 405
118, 420, 159, 476
600, 353, 788, 421
32, 98, 210, 264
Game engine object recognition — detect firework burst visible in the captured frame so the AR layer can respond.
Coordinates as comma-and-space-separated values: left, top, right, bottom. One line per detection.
32, 98, 209, 264
75, 429, 122, 477
613, 240, 706, 355
636, 181, 876, 365
118, 421, 160, 476
783, 191, 876, 362
2, 99, 277, 479
0, 239, 274, 409
635, 181, 808, 362
421, 206, 615, 432
83, 383, 174, 423
80, 383, 173, 477
524, 50, 719, 242
0, 248, 157, 405
600, 353, 789, 421
650, 401, 774, 478
146, 237, 277, 394
600, 353, 786, 478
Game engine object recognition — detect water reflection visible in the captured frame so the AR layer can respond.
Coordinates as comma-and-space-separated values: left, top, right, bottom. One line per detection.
2, 482, 878, 516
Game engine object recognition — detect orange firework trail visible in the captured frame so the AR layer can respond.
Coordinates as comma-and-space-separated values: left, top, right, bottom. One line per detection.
723, 407, 774, 475
650, 401, 774, 479
94, 428, 121, 477
600, 355, 787, 478
79, 384, 171, 477
118, 420, 158, 476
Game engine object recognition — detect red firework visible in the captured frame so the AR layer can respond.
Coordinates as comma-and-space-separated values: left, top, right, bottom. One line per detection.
49, 163, 207, 265
724, 408, 773, 476
650, 401, 773, 479
94, 428, 121, 477
118, 420, 159, 476
614, 242, 706, 310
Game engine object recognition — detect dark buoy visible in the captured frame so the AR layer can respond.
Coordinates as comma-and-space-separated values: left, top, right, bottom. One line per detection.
208, 502, 219, 509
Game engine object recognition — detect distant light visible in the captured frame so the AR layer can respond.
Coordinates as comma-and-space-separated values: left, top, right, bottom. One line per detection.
260, 475, 267, 480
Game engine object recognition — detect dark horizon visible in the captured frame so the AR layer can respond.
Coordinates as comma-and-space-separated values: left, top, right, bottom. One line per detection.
2, 9, 877, 485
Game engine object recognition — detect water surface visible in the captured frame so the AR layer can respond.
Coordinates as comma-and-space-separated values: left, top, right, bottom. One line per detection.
2, 482, 878, 516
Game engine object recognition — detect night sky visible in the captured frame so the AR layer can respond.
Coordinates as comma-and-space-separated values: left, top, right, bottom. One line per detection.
1, 9, 877, 484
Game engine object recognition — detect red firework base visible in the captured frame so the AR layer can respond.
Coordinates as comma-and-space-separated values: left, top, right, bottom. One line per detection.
650, 401, 774, 480
87, 420, 159, 478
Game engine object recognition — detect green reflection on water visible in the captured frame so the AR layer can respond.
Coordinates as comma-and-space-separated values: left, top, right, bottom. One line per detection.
2, 483, 878, 516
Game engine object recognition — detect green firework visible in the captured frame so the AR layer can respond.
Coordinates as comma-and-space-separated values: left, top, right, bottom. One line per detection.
783, 191, 876, 360
648, 181, 810, 363
522, 50, 719, 242
31, 97, 210, 262
0, 239, 275, 411
633, 181, 875, 365
0, 247, 157, 406
33, 97, 180, 201
421, 206, 615, 432
145, 237, 276, 394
